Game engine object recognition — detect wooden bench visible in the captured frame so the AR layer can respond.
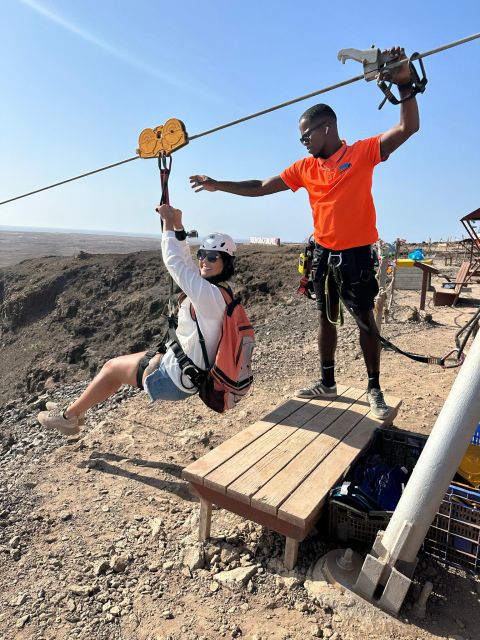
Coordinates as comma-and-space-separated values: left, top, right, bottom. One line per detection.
433, 261, 472, 307
182, 386, 401, 569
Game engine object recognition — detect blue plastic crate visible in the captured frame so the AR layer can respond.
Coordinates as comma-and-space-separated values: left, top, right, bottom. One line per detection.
423, 482, 480, 574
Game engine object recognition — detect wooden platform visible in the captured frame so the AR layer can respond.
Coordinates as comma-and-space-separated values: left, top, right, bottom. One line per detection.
183, 386, 402, 569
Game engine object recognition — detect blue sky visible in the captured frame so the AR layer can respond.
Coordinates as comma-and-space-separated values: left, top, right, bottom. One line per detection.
1, 0, 479, 243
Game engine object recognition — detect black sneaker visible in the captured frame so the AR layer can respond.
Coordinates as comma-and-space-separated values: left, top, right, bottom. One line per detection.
366, 388, 390, 420
296, 381, 337, 399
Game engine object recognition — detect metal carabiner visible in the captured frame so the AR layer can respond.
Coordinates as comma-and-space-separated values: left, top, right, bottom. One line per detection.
327, 252, 343, 268
440, 349, 465, 369
158, 151, 172, 172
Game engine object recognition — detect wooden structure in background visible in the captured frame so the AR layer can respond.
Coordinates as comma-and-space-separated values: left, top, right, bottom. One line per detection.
432, 261, 472, 307
460, 207, 480, 276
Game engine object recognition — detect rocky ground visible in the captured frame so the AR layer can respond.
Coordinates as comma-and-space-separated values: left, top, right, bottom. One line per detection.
1, 244, 480, 640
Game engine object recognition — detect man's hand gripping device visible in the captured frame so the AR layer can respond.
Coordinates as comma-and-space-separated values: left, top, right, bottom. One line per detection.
337, 47, 427, 110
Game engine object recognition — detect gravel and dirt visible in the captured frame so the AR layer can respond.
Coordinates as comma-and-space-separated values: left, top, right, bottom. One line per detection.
1, 240, 479, 640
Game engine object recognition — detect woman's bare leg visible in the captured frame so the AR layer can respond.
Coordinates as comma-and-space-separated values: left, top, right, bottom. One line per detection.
65, 351, 147, 418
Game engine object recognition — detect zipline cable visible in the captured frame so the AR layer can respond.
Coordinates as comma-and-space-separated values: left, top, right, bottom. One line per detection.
1, 32, 479, 207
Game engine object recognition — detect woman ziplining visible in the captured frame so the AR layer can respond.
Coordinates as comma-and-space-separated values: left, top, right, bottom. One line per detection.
37, 204, 247, 435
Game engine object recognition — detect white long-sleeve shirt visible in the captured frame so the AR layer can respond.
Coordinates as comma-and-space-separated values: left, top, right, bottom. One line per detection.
160, 231, 226, 392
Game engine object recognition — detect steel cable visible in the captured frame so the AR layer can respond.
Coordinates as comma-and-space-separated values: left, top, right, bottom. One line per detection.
1, 32, 479, 207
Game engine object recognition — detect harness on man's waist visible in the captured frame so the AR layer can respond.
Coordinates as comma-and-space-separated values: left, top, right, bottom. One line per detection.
325, 251, 464, 369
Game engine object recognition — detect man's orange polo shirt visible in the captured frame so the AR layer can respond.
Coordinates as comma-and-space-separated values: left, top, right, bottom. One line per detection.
280, 135, 382, 250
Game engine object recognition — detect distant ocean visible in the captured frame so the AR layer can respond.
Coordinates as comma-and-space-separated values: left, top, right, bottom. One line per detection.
0, 224, 162, 238
0, 225, 248, 244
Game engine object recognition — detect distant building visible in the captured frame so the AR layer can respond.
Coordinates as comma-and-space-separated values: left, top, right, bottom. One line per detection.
249, 237, 280, 246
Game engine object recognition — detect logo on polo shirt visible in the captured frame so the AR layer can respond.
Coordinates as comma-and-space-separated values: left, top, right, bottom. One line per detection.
339, 162, 352, 172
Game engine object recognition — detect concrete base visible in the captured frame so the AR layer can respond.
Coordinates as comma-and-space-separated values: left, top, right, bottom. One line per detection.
355, 554, 385, 600
321, 542, 416, 616
321, 548, 364, 590
378, 567, 412, 615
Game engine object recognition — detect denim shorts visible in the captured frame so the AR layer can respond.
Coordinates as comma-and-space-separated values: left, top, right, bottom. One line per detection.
143, 359, 193, 402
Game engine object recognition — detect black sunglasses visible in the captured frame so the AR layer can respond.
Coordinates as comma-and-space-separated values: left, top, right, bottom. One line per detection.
299, 120, 329, 145
197, 249, 222, 263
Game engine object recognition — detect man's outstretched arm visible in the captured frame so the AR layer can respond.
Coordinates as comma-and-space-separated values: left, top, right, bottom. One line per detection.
189, 174, 289, 197
380, 47, 420, 160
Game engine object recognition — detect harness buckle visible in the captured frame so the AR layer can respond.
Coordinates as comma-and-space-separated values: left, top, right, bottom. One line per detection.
327, 252, 343, 268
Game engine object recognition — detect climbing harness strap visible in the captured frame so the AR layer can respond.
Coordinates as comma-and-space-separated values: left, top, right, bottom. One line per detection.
136, 348, 161, 389
156, 153, 178, 321
325, 252, 452, 367
324, 253, 344, 326
376, 54, 427, 110
165, 284, 235, 391
159, 153, 172, 207
447, 307, 480, 368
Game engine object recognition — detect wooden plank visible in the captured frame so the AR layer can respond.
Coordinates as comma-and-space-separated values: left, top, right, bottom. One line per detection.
227, 387, 360, 505
182, 398, 305, 483
250, 389, 371, 515
277, 396, 402, 528
203, 389, 349, 493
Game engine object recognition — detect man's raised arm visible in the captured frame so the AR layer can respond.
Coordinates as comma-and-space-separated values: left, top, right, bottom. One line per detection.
189, 174, 289, 197
380, 46, 420, 160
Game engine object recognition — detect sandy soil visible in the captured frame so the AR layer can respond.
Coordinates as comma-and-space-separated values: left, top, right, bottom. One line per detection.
1, 242, 479, 640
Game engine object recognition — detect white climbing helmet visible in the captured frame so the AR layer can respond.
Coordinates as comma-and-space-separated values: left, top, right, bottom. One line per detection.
200, 232, 236, 256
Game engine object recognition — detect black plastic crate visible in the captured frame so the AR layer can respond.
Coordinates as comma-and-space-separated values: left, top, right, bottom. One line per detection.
328, 427, 480, 574
328, 427, 427, 545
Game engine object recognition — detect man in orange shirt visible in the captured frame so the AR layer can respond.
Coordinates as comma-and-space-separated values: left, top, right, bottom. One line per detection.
190, 47, 419, 419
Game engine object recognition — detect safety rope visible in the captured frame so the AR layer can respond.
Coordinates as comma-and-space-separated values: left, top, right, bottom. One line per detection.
324, 265, 344, 327
454, 307, 480, 363
156, 154, 177, 319
1, 32, 479, 207
326, 259, 463, 368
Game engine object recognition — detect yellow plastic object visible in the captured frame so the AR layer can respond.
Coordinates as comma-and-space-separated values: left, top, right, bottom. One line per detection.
396, 259, 433, 268
458, 444, 480, 488
298, 252, 309, 275
137, 118, 188, 158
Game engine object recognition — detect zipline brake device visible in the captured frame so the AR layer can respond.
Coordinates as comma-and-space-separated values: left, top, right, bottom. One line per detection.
337, 46, 427, 110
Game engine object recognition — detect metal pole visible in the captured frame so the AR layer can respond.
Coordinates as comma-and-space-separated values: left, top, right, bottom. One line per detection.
380, 330, 480, 563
